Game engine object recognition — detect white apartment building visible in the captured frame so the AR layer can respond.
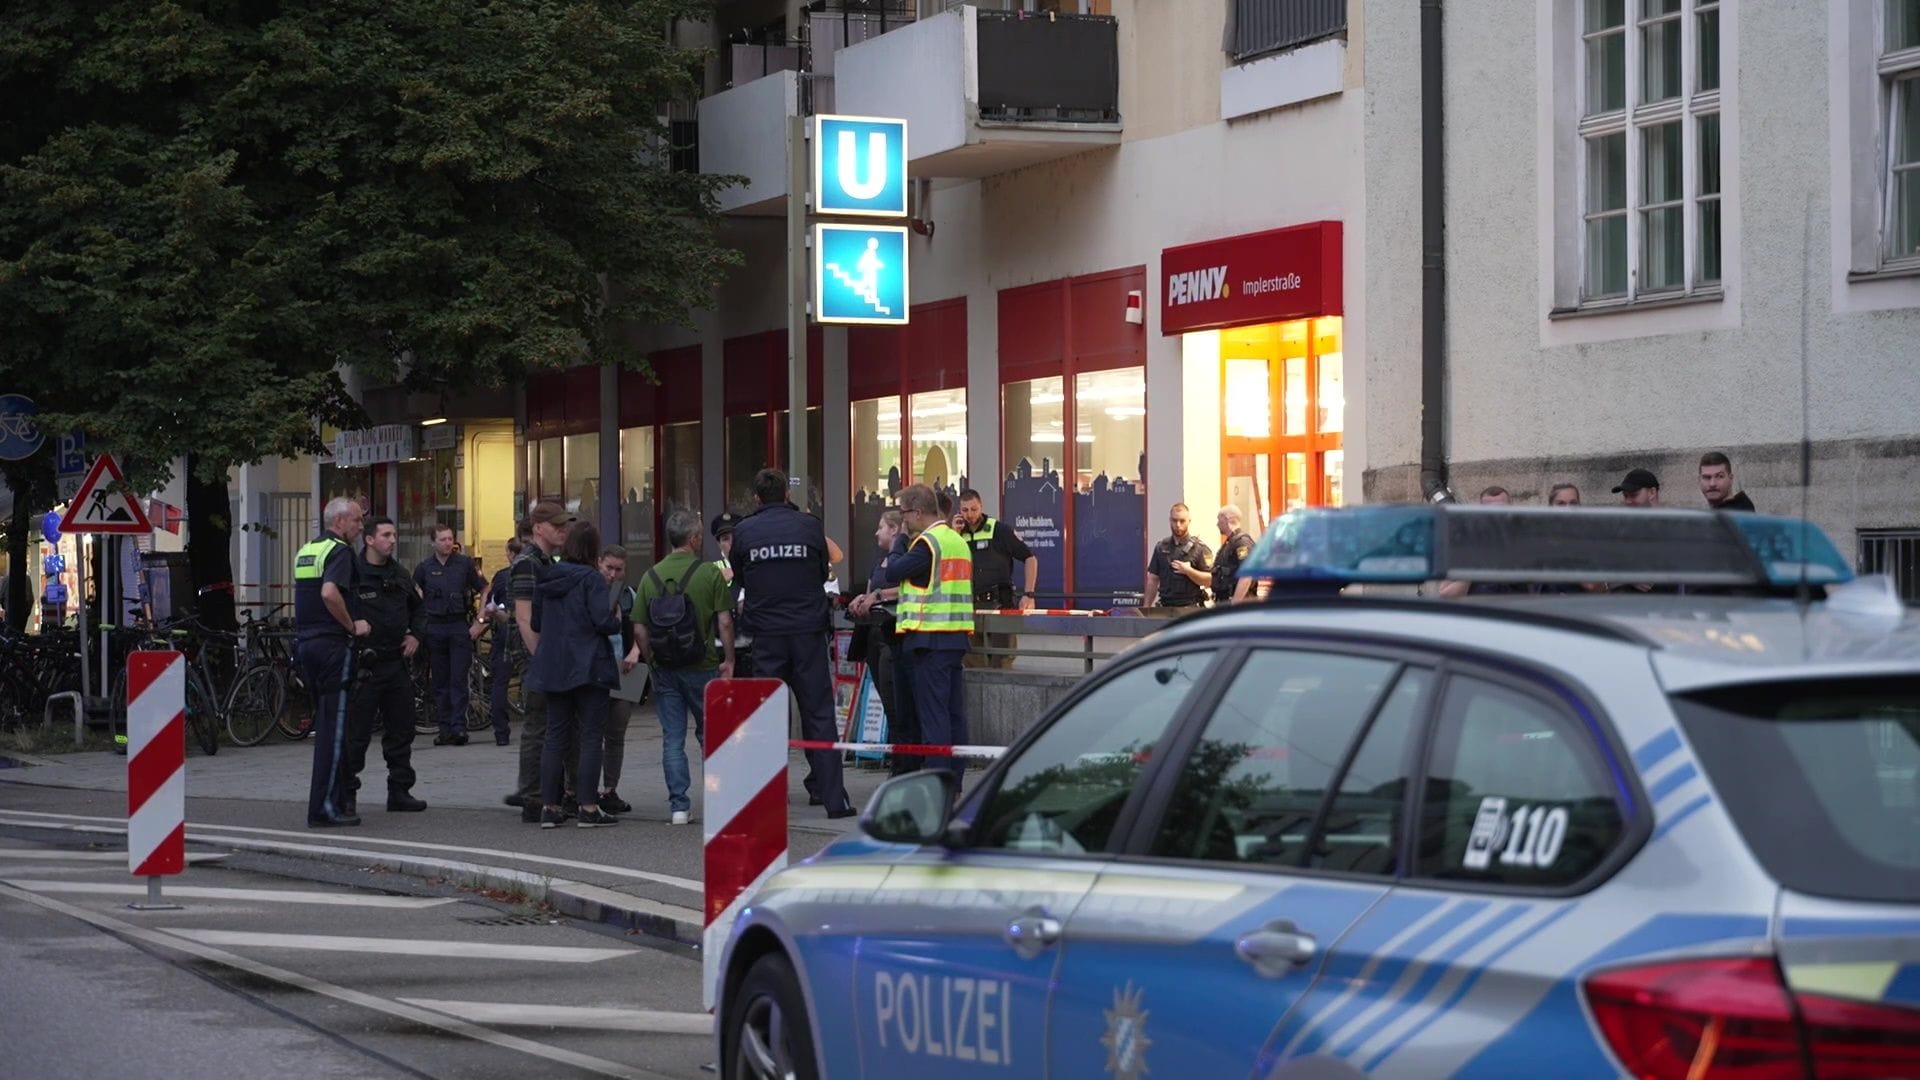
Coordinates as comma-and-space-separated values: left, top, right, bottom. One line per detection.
525, 0, 1370, 604
1363, 0, 1920, 590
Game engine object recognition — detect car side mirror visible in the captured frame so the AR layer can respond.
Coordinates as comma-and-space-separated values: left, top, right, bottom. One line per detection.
860, 770, 958, 845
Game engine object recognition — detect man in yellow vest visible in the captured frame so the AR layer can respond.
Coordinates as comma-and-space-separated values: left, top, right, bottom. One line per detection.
881, 483, 973, 776
294, 497, 372, 827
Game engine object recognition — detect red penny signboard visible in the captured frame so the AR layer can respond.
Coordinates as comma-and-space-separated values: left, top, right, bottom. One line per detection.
1159, 220, 1343, 336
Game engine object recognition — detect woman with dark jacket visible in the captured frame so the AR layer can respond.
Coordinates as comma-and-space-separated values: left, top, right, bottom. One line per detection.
526, 520, 623, 828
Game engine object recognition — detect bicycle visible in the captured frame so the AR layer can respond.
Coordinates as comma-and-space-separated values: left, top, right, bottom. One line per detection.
467, 623, 524, 733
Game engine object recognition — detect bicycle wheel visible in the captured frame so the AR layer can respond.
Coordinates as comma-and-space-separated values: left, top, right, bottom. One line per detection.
465, 654, 493, 731
411, 657, 439, 734
186, 677, 221, 756
224, 665, 285, 747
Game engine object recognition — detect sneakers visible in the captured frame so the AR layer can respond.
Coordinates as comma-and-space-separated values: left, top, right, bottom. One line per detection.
521, 801, 543, 824
539, 806, 567, 829
598, 790, 633, 814
575, 807, 619, 828
670, 810, 691, 826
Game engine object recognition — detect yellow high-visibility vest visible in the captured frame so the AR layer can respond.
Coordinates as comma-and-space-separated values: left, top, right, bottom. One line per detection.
896, 524, 974, 634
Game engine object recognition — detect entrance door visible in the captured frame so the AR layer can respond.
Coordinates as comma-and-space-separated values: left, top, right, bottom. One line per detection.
1220, 318, 1344, 533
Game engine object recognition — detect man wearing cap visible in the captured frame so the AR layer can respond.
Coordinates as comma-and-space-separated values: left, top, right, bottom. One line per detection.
507, 499, 577, 822
730, 468, 853, 818
1614, 469, 1662, 507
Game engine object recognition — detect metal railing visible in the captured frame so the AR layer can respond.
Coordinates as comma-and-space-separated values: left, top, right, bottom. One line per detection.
975, 10, 1120, 123
1858, 527, 1920, 602
1228, 0, 1346, 63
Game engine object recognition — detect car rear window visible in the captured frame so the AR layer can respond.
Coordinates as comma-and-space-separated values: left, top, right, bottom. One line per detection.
1671, 678, 1920, 903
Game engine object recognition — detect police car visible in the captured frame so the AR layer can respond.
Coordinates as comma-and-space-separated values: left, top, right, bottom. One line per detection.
713, 506, 1920, 1080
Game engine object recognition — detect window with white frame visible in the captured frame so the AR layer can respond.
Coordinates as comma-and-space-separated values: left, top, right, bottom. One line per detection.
1885, 0, 1920, 265
1578, 0, 1722, 302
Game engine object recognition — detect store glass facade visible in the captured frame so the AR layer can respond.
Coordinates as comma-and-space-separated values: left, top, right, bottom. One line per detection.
619, 426, 657, 580
1218, 317, 1344, 533
908, 388, 967, 494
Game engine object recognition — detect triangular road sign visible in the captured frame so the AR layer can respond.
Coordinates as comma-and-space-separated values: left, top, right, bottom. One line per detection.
59, 453, 153, 535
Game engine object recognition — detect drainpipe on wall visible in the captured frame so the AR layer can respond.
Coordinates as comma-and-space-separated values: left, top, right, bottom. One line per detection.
1419, 0, 1452, 503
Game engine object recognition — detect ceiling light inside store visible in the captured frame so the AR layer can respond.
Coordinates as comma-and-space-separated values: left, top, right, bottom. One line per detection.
420, 417, 449, 426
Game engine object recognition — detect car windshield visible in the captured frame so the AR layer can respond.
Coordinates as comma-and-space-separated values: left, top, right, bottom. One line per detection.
1671, 678, 1920, 903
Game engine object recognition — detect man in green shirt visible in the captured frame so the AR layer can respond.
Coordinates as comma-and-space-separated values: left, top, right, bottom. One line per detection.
635, 509, 736, 825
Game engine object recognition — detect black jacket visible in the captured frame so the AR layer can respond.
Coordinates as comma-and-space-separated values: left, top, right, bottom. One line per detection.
353, 554, 424, 658
525, 560, 621, 693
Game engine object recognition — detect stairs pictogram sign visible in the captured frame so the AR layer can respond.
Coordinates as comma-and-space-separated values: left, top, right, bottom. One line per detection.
59, 453, 153, 535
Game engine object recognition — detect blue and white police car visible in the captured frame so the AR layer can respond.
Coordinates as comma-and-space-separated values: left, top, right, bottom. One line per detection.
714, 506, 1920, 1080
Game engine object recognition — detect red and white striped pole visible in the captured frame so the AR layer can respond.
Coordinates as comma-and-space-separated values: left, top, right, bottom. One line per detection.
702, 678, 790, 1010
126, 651, 187, 910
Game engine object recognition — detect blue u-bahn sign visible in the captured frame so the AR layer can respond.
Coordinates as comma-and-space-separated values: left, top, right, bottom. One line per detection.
814, 224, 909, 326
813, 115, 909, 218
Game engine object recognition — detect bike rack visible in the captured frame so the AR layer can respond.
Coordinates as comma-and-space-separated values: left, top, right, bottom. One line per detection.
43, 691, 86, 748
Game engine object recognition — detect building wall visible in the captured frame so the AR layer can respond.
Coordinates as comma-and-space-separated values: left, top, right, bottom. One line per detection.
1362, 0, 1920, 546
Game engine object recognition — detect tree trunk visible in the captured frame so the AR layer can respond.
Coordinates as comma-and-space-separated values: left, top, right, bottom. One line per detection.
185, 457, 237, 633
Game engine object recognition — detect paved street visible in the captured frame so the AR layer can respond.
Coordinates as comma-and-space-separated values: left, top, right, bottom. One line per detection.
0, 705, 912, 1078
0, 829, 711, 1079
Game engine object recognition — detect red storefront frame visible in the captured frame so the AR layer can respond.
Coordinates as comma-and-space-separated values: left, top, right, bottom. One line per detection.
999, 266, 1148, 604
847, 297, 968, 487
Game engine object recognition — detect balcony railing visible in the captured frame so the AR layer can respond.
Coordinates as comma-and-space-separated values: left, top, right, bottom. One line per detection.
975, 10, 1119, 124
1228, 0, 1346, 63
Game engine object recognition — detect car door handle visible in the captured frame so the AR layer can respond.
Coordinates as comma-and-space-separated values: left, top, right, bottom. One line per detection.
1004, 907, 1063, 960
1235, 919, 1317, 978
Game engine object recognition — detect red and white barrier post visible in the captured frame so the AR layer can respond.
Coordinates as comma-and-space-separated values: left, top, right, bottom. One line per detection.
126, 651, 187, 910
702, 678, 790, 1010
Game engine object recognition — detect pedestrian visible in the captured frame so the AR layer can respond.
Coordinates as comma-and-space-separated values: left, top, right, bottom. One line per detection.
849, 509, 922, 775
484, 532, 525, 746
1438, 487, 1521, 597
1549, 483, 1582, 506
1144, 503, 1212, 609
730, 467, 853, 818
1614, 469, 1662, 507
526, 520, 623, 829
883, 483, 973, 779
1211, 506, 1257, 604
341, 516, 427, 816
636, 510, 737, 825
954, 489, 1037, 669
595, 544, 642, 815
1698, 452, 1756, 511
296, 497, 371, 828
414, 523, 488, 746
508, 500, 578, 823
710, 511, 751, 676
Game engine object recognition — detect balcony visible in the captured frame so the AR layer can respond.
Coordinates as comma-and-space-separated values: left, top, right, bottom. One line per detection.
834, 5, 1120, 179
699, 68, 801, 215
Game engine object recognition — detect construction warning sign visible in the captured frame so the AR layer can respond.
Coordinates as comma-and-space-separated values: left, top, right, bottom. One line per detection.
59, 453, 153, 535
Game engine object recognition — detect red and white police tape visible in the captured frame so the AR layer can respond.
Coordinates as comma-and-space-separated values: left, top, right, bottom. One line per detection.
126, 651, 187, 878
701, 678, 790, 1011
788, 739, 1006, 760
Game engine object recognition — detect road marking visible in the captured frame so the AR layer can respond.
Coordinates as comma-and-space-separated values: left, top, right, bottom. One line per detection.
0, 848, 226, 864
400, 999, 713, 1035
157, 928, 635, 964
0, 879, 459, 909
0, 809, 700, 892
0, 883, 676, 1080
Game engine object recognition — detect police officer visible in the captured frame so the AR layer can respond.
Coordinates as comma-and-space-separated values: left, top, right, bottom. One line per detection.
415, 523, 488, 745
1144, 502, 1213, 609
343, 516, 428, 815
882, 484, 974, 778
954, 488, 1036, 669
484, 532, 526, 745
710, 511, 751, 678
1211, 505, 1257, 605
728, 468, 852, 818
297, 497, 371, 828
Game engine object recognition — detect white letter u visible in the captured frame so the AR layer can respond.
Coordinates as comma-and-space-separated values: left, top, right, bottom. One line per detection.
837, 131, 889, 201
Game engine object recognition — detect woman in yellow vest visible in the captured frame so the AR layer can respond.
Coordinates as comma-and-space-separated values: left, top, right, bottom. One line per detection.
881, 483, 974, 776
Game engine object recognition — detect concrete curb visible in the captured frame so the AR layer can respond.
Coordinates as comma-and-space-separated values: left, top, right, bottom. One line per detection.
0, 816, 706, 949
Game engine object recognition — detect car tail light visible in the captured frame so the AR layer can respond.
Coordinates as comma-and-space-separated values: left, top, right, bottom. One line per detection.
1584, 957, 1920, 1080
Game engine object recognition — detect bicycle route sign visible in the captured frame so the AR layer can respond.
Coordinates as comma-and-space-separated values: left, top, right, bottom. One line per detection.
59, 452, 153, 535
0, 394, 45, 461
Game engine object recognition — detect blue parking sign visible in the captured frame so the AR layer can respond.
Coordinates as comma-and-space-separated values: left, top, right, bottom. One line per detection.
813, 115, 908, 218
814, 225, 909, 326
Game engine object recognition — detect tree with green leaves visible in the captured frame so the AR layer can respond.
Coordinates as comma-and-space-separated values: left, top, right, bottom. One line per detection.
0, 0, 735, 630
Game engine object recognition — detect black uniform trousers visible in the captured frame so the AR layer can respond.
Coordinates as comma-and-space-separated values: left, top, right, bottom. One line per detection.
299, 637, 356, 822
425, 620, 473, 734
344, 656, 418, 802
877, 639, 924, 776
753, 632, 849, 813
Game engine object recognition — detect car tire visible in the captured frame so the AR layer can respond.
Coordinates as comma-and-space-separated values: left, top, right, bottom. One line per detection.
722, 953, 819, 1080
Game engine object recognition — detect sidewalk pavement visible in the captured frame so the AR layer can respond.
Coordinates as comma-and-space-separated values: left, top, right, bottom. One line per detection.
0, 700, 903, 946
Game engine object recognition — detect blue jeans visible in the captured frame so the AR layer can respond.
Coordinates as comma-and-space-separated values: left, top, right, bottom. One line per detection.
654, 667, 717, 814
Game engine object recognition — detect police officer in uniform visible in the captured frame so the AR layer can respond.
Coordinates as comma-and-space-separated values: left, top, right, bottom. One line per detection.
1144, 502, 1213, 609
1211, 505, 1257, 605
343, 516, 428, 814
882, 484, 974, 778
729, 469, 853, 818
297, 497, 371, 828
414, 523, 487, 745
